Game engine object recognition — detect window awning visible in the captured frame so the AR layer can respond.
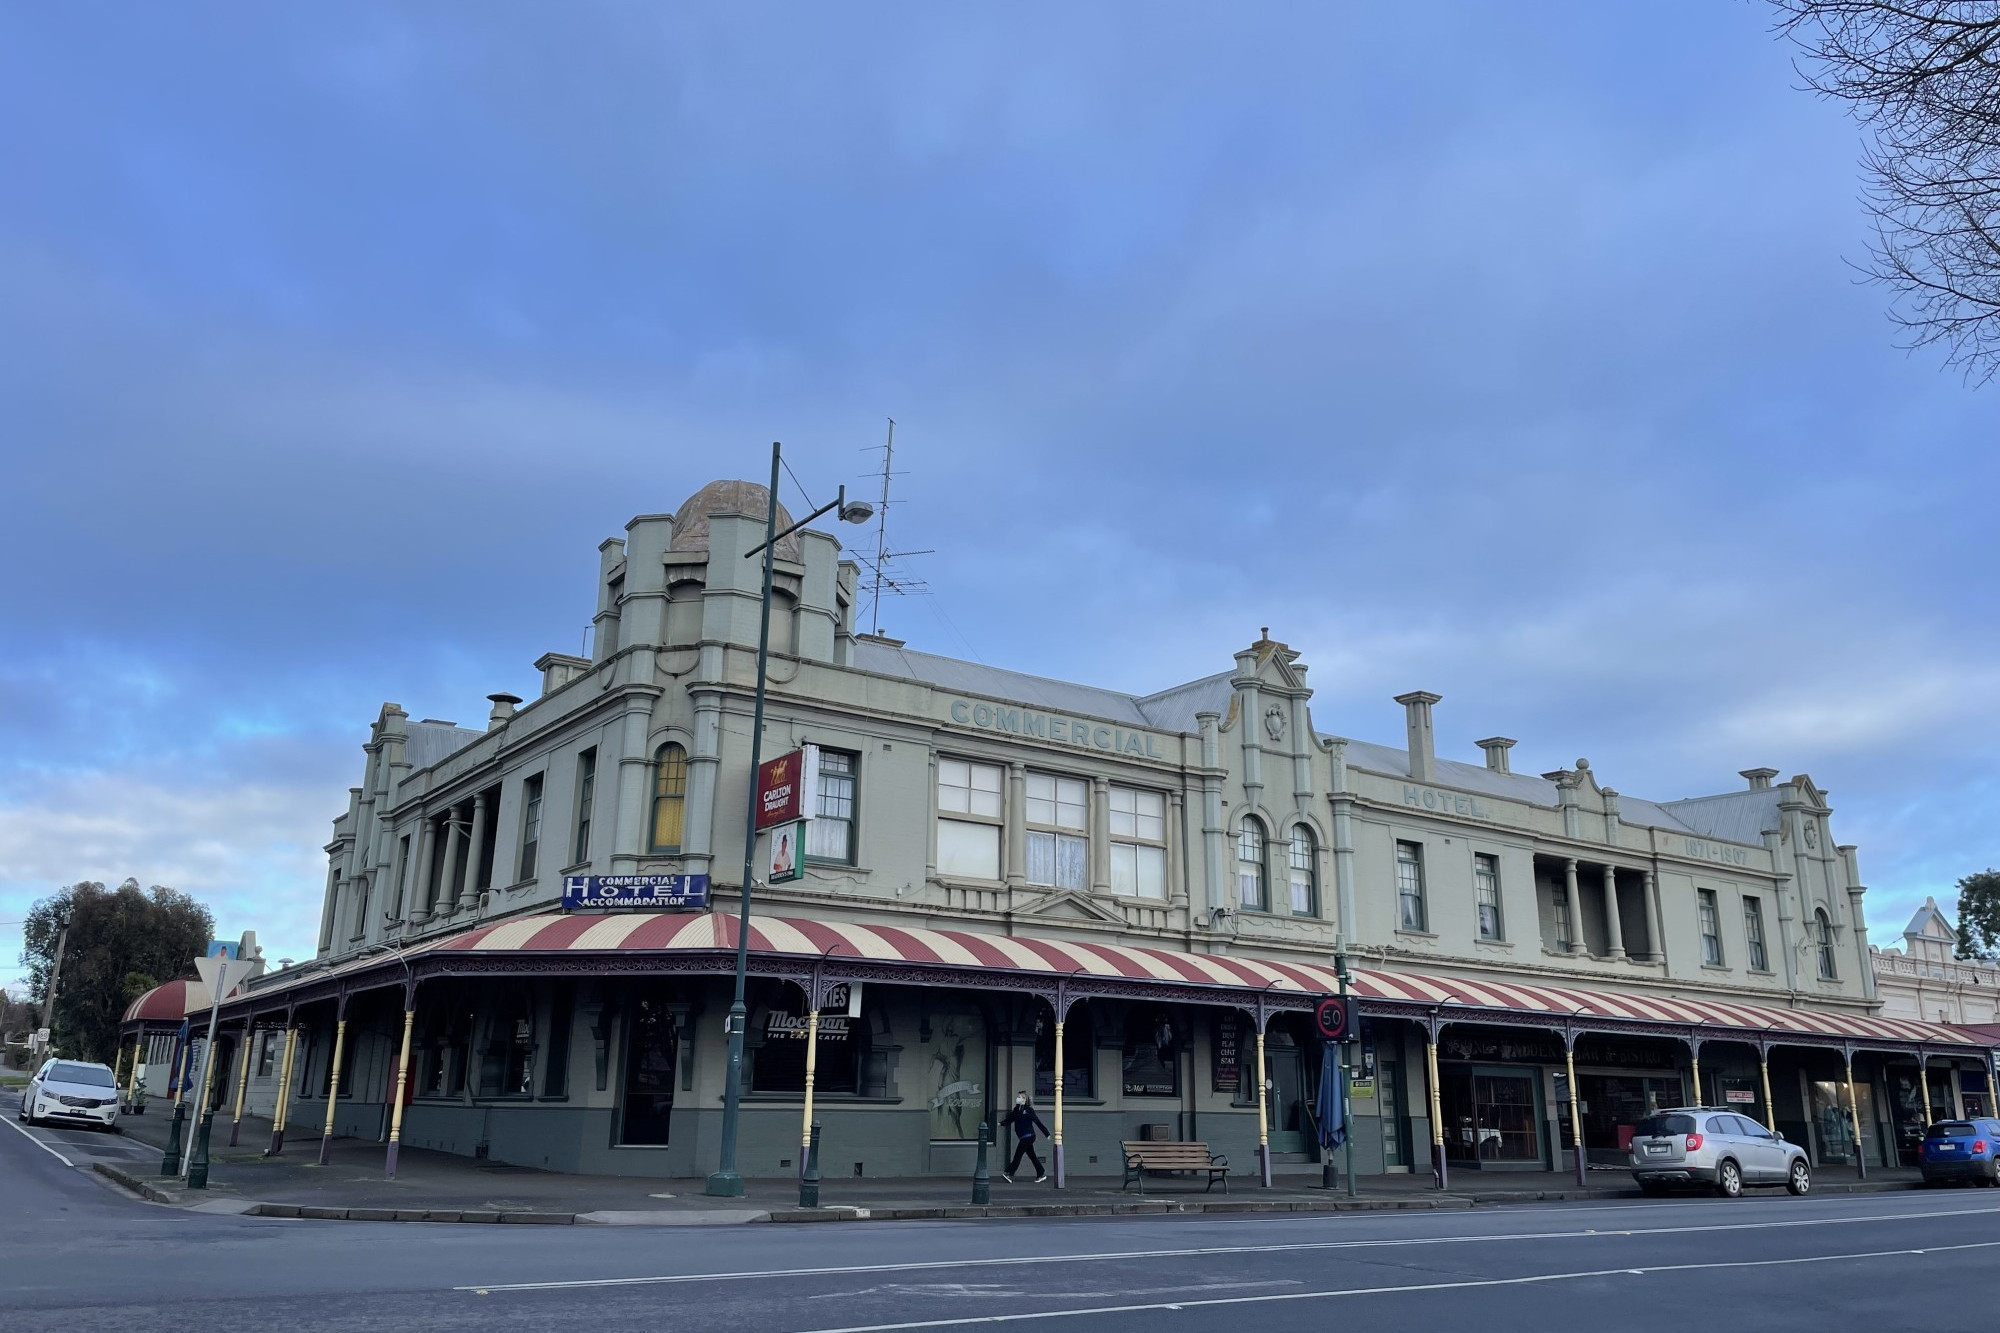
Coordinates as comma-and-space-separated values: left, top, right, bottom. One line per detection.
205, 910, 1990, 1055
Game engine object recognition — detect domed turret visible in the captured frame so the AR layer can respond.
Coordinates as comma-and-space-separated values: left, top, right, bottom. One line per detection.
670, 480, 802, 563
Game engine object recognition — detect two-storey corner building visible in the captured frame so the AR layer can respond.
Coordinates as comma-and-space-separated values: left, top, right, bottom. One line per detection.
186, 479, 1995, 1185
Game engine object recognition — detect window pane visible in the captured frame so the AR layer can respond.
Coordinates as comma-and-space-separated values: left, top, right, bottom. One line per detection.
938, 820, 1000, 879
1026, 772, 1054, 825
970, 763, 1002, 817
1056, 778, 1087, 830
938, 759, 970, 814
1137, 844, 1165, 899
1056, 834, 1087, 889
1026, 831, 1055, 886
805, 815, 850, 861
1110, 842, 1136, 896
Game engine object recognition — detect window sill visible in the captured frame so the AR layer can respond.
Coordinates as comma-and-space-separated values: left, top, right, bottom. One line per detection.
1395, 928, 1438, 940
560, 861, 590, 876
1474, 938, 1514, 949
1700, 963, 1732, 973
1747, 968, 1776, 977
805, 859, 866, 873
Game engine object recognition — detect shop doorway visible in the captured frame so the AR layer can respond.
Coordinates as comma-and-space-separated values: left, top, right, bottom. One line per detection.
1579, 1074, 1685, 1166
1440, 1067, 1545, 1168
617, 997, 677, 1147
1266, 1037, 1308, 1154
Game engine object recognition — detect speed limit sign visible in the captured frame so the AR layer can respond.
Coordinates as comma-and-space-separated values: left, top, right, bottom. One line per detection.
1313, 996, 1352, 1042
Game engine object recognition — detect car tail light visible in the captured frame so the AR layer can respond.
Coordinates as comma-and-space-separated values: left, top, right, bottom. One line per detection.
1977, 1141, 1988, 1153
1684, 1133, 1703, 1151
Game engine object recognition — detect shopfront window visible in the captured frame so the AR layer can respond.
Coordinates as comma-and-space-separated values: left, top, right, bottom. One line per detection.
1121, 1009, 1180, 1097
753, 1002, 860, 1096
618, 996, 677, 1146
926, 1003, 987, 1141
1441, 1069, 1542, 1165
1034, 1003, 1094, 1100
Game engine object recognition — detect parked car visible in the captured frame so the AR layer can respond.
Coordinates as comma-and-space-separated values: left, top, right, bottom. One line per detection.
17, 1058, 121, 1131
1917, 1119, 2000, 1186
1629, 1106, 1810, 1197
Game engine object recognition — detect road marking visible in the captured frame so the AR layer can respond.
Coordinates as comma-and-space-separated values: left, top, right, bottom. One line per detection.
455, 1202, 2000, 1293
781, 1239, 2000, 1333
1, 1112, 77, 1167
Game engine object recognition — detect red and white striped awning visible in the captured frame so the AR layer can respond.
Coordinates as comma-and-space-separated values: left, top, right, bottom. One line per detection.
418, 911, 1975, 1051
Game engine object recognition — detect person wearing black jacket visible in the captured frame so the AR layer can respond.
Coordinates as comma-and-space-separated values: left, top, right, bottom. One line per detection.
999, 1091, 1050, 1182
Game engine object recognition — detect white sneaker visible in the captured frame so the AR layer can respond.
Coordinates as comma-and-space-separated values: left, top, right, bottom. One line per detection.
1001, 1173, 1013, 1182
1035, 1173, 1048, 1183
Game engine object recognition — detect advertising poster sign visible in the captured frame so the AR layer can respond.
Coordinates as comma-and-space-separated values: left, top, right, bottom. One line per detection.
755, 746, 821, 830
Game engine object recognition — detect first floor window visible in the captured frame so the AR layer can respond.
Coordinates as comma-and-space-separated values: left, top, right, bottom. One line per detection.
806, 749, 857, 863
1744, 896, 1769, 971
651, 743, 688, 854
518, 774, 544, 881
1025, 771, 1088, 890
1698, 889, 1723, 966
350, 877, 371, 939
1396, 841, 1427, 931
1237, 817, 1268, 911
1552, 880, 1574, 950
937, 758, 1002, 880
572, 748, 596, 864
1815, 908, 1838, 980
1109, 785, 1167, 899
1289, 826, 1319, 916
1474, 853, 1502, 941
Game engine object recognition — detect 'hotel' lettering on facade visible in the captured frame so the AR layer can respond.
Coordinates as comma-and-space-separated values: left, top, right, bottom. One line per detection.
1403, 785, 1488, 819
948, 698, 1165, 758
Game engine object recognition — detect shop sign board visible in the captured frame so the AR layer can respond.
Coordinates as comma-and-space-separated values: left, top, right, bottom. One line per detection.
756, 747, 821, 831
766, 820, 806, 884
1212, 1014, 1243, 1094
562, 874, 710, 910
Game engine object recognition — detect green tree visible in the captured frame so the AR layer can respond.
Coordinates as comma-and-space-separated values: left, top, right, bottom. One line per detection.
1954, 869, 2000, 960
20, 879, 214, 1062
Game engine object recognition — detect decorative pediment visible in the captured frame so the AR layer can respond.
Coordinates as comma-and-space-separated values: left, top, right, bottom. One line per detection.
1015, 889, 1126, 924
1789, 774, 1830, 810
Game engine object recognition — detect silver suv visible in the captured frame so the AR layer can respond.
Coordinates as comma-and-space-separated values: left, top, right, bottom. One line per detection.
1629, 1106, 1810, 1197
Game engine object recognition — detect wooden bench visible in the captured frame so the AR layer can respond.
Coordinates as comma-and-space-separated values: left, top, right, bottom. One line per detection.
1121, 1140, 1230, 1193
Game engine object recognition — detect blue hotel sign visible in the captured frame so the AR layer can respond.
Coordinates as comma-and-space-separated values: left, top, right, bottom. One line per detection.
561, 874, 710, 911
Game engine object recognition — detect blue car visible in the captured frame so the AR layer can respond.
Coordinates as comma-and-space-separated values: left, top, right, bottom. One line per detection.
1918, 1119, 2000, 1185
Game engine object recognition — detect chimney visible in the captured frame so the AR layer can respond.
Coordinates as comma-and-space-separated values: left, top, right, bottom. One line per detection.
487, 692, 523, 729
1476, 737, 1516, 773
1741, 767, 1778, 791
1394, 691, 1442, 782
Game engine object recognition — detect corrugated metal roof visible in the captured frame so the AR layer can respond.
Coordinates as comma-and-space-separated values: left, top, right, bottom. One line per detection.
405, 721, 485, 771
850, 639, 1159, 727
1136, 671, 1235, 732
1659, 789, 1782, 844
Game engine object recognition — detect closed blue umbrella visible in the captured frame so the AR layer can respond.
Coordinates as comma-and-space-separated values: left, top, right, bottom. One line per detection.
1315, 1041, 1346, 1152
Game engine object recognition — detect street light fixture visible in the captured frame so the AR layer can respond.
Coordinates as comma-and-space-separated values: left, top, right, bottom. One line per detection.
706, 442, 873, 1199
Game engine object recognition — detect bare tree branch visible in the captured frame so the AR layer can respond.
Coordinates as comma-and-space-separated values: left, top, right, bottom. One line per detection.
1775, 1, 2000, 382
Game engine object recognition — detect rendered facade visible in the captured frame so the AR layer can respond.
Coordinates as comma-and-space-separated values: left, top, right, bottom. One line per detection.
155, 480, 1997, 1183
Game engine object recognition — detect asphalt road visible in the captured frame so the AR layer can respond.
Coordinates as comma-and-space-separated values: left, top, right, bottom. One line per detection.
6, 1105, 1999, 1333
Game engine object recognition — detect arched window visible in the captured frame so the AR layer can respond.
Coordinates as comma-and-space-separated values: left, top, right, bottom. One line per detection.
651, 744, 688, 854
1237, 817, 1268, 911
1816, 908, 1838, 981
1288, 825, 1319, 917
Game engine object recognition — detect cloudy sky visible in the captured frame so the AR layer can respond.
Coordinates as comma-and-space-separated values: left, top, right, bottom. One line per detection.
3, 2, 1995, 987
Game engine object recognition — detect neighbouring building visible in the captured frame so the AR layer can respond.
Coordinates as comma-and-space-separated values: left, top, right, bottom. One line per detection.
1873, 898, 2000, 1027
167, 479, 1997, 1184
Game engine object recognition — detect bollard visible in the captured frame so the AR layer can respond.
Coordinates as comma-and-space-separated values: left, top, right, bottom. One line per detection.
972, 1122, 991, 1206
1322, 1161, 1337, 1191
187, 1109, 216, 1190
799, 1122, 823, 1209
161, 1102, 186, 1175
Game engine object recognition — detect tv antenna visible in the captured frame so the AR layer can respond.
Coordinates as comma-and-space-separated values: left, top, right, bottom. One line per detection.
859, 417, 932, 636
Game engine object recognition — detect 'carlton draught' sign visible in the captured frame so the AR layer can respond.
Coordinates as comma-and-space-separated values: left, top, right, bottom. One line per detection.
755, 746, 820, 830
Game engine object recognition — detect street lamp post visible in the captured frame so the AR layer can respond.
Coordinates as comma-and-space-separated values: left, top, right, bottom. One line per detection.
706, 442, 872, 1199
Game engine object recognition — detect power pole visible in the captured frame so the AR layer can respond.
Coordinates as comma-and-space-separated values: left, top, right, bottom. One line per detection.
43, 927, 69, 1051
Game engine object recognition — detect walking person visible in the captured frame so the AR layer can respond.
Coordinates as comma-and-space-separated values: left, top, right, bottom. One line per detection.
999, 1090, 1050, 1183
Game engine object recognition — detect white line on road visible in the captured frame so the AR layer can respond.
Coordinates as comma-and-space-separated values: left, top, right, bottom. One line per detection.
456, 1201, 2000, 1293
782, 1239, 2000, 1333
1, 1112, 77, 1167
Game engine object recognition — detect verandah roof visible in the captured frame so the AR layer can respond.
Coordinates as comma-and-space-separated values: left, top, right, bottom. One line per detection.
193, 910, 1990, 1056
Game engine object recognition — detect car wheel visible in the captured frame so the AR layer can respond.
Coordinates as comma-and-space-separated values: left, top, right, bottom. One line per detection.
1715, 1159, 1743, 1198
1787, 1159, 1811, 1196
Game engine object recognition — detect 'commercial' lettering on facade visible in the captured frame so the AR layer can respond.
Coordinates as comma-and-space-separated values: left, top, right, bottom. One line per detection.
948, 698, 1165, 758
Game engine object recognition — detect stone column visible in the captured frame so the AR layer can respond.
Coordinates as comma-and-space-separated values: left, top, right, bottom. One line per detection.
1642, 870, 1662, 961
1602, 865, 1626, 960
1004, 763, 1027, 892
1562, 859, 1582, 953
408, 818, 437, 926
434, 808, 464, 920
458, 793, 489, 914
1089, 776, 1110, 896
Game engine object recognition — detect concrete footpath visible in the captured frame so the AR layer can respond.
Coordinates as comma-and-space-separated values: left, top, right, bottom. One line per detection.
100, 1104, 1929, 1226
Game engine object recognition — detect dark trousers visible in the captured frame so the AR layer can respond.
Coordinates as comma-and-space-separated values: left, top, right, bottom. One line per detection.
1007, 1137, 1045, 1177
